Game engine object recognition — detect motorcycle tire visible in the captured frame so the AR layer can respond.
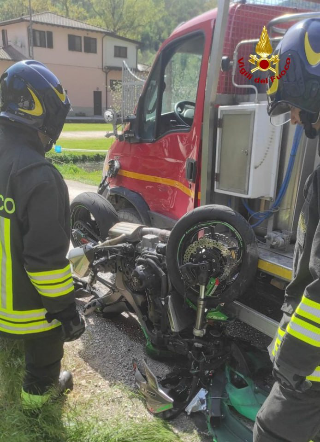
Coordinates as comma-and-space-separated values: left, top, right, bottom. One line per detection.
118, 208, 142, 223
166, 205, 258, 308
70, 192, 119, 247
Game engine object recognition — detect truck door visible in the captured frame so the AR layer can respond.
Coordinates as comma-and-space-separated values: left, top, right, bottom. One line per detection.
117, 32, 206, 222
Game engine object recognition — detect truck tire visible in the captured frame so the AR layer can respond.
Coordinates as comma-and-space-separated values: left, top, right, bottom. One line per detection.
70, 192, 119, 247
118, 208, 142, 224
166, 205, 258, 307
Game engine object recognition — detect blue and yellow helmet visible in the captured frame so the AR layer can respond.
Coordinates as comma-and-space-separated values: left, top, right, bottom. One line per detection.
0, 60, 70, 143
267, 18, 320, 137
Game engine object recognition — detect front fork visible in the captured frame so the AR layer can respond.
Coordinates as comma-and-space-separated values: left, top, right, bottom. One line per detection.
193, 262, 219, 337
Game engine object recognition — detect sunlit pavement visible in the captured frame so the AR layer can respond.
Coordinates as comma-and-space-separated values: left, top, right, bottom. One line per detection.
60, 131, 107, 139
65, 179, 97, 202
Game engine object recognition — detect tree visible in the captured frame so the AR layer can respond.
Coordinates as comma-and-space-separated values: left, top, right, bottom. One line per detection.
0, 0, 217, 62
0, 0, 89, 22
86, 0, 164, 37
140, 0, 217, 55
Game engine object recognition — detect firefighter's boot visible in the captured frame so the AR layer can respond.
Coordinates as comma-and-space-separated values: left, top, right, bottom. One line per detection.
21, 370, 73, 411
57, 370, 74, 394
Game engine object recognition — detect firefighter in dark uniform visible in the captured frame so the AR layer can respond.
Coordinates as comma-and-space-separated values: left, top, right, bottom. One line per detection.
0, 60, 85, 410
253, 19, 320, 442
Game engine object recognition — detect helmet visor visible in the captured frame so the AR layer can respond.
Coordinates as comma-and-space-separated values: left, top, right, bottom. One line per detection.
269, 101, 291, 126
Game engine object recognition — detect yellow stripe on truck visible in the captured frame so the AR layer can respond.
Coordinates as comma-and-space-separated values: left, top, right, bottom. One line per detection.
118, 170, 193, 197
258, 259, 292, 282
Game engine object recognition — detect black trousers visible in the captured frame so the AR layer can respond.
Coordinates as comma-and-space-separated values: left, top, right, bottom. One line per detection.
23, 329, 64, 395
253, 381, 320, 442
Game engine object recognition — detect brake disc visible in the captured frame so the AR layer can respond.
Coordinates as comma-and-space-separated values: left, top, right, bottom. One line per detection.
183, 236, 239, 282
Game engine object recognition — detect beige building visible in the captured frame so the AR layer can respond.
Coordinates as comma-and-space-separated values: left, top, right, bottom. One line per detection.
0, 12, 140, 116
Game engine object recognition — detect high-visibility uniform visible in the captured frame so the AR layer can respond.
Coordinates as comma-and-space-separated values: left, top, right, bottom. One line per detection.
272, 167, 320, 382
254, 162, 320, 442
0, 119, 75, 337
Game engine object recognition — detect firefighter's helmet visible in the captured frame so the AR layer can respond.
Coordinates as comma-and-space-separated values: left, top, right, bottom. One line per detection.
267, 18, 320, 138
0, 60, 70, 143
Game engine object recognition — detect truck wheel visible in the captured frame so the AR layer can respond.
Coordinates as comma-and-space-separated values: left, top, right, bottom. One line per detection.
70, 192, 119, 247
166, 205, 258, 307
118, 208, 142, 223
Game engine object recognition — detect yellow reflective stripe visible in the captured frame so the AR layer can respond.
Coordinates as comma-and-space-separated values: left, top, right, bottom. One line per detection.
307, 366, 320, 382
0, 217, 3, 309
0, 308, 47, 322
29, 274, 72, 285
1, 308, 47, 316
118, 169, 193, 197
296, 295, 320, 325
287, 315, 320, 347
32, 277, 73, 290
27, 266, 74, 297
271, 323, 320, 382
300, 296, 320, 311
272, 337, 282, 356
27, 264, 71, 278
4, 218, 12, 310
38, 285, 74, 298
271, 326, 285, 356
0, 318, 60, 334
0, 218, 13, 310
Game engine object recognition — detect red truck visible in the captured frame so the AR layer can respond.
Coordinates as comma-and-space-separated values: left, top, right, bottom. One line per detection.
99, 1, 314, 227
71, 0, 320, 338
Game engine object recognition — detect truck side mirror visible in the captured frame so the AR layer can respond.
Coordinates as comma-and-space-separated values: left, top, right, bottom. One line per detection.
104, 108, 116, 123
121, 98, 142, 143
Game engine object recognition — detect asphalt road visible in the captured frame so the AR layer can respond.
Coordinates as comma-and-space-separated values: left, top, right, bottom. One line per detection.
65, 179, 97, 202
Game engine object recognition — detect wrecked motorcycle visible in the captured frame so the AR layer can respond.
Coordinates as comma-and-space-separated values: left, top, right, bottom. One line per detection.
69, 192, 272, 442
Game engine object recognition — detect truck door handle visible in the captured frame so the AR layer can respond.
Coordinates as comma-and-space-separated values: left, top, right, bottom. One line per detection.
186, 159, 197, 183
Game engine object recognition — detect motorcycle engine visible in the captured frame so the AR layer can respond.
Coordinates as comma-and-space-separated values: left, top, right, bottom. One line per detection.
130, 264, 158, 292
123, 233, 166, 325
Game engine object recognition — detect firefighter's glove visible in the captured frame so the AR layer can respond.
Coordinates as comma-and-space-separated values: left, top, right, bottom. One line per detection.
273, 362, 312, 393
45, 303, 85, 342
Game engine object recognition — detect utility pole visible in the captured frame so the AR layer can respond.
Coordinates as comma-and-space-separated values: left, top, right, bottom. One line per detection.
28, 0, 34, 58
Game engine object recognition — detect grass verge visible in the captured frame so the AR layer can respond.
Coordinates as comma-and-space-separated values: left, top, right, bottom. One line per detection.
62, 123, 113, 132
0, 338, 182, 442
49, 137, 112, 185
54, 164, 102, 186
55, 138, 113, 151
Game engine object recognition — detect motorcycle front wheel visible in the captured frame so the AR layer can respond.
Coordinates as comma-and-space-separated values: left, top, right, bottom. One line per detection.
166, 205, 258, 307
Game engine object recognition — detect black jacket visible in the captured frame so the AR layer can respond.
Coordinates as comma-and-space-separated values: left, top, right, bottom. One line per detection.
274, 162, 320, 381
0, 120, 75, 337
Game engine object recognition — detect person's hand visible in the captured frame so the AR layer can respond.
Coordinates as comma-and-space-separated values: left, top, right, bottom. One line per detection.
273, 362, 312, 392
45, 303, 85, 342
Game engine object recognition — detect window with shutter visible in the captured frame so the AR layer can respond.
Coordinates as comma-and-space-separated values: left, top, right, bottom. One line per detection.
32, 29, 53, 48
84, 37, 97, 53
46, 31, 53, 49
114, 46, 128, 58
68, 35, 82, 52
